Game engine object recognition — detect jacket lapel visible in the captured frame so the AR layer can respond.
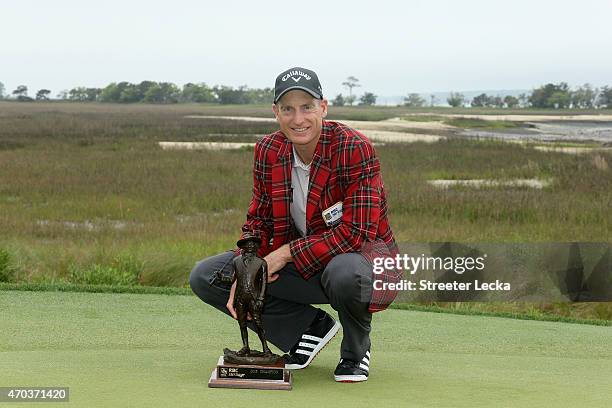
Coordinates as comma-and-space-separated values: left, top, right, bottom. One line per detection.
270, 137, 292, 249
306, 123, 332, 232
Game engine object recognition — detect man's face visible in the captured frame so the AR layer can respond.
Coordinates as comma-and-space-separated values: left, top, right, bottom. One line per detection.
272, 90, 328, 149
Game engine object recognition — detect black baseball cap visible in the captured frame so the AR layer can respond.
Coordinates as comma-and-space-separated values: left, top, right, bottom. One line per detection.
273, 67, 323, 104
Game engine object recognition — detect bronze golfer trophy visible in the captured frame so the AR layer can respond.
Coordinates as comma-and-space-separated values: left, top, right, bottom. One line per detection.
208, 236, 292, 390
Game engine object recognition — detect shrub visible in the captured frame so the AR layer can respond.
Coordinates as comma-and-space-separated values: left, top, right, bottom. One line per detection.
0, 248, 16, 282
68, 263, 139, 286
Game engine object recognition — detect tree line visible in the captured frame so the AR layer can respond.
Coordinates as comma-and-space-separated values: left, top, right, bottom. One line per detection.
0, 76, 380, 106
1, 79, 611, 108
403, 83, 612, 109
0, 81, 275, 104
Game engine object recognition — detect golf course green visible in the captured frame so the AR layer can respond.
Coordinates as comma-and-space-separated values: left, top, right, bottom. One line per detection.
1, 290, 611, 407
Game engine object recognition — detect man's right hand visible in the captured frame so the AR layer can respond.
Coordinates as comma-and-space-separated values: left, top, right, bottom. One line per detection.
226, 280, 237, 319
263, 244, 291, 282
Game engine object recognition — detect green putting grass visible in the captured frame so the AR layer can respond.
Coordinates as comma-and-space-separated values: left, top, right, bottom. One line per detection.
1, 291, 611, 408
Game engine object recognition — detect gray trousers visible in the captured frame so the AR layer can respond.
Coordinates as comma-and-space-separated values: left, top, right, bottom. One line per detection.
189, 251, 373, 361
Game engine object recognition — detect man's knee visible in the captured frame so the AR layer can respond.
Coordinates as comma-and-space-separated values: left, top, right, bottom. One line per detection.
321, 253, 371, 302
189, 252, 232, 302
189, 260, 212, 298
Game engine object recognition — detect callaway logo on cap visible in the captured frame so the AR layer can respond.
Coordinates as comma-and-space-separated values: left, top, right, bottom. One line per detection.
274, 67, 323, 103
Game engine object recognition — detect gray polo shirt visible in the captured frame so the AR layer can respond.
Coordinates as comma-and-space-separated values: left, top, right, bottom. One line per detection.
290, 146, 310, 237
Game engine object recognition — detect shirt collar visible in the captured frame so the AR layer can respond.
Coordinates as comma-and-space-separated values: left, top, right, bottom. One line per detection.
292, 146, 311, 170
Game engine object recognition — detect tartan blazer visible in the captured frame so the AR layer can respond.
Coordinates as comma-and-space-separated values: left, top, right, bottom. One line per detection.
240, 120, 400, 312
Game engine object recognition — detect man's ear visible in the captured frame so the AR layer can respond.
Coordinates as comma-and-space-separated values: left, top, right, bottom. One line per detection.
320, 99, 329, 118
272, 103, 280, 121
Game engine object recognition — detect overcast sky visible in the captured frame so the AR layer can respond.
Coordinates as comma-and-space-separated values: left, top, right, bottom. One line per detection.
1, 0, 611, 99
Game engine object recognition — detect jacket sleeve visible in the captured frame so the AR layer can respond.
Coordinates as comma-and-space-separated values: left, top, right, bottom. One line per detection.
239, 142, 273, 257
289, 141, 382, 278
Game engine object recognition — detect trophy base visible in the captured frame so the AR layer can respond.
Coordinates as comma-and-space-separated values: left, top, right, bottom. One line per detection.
222, 347, 284, 366
208, 356, 292, 391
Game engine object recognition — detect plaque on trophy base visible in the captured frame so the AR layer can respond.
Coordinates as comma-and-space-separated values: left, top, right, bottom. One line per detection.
208, 356, 292, 391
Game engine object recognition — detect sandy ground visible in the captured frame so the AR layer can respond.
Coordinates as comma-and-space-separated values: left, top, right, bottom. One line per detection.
405, 113, 612, 122
184, 115, 451, 130
187, 113, 612, 124
427, 179, 552, 189
158, 141, 255, 150
182, 114, 612, 145
183, 115, 450, 142
36, 219, 132, 230
342, 117, 453, 131
532, 146, 612, 154
364, 130, 444, 143
184, 115, 276, 122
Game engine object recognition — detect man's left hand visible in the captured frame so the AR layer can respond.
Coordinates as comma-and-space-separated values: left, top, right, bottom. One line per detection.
263, 244, 291, 282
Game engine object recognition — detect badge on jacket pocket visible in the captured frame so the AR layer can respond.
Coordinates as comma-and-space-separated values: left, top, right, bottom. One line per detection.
322, 201, 343, 227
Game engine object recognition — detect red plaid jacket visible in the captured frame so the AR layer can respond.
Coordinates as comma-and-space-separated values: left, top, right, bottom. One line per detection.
240, 120, 400, 312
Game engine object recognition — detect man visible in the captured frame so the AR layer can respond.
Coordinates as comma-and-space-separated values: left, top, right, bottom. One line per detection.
190, 67, 399, 382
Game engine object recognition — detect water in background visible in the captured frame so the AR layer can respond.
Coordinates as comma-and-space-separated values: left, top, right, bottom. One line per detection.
461, 121, 612, 143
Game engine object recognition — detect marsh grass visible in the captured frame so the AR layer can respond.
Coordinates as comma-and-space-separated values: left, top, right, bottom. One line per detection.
1, 102, 611, 319
0, 248, 16, 282
68, 263, 139, 286
401, 115, 446, 122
